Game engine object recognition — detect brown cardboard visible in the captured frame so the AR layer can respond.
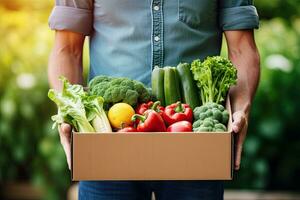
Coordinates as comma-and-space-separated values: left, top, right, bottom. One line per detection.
71, 99, 233, 181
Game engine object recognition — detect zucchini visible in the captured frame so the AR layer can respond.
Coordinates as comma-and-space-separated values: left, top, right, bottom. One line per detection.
164, 66, 181, 105
177, 63, 200, 109
151, 67, 165, 106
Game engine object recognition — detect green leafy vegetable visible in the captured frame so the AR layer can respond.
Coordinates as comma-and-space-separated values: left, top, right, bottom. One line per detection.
83, 95, 112, 132
191, 56, 237, 104
48, 77, 111, 133
191, 56, 236, 132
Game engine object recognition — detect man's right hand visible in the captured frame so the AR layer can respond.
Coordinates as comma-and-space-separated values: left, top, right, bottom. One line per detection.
59, 123, 72, 169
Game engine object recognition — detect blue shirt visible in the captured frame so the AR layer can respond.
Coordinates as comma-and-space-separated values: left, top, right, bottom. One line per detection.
49, 0, 259, 86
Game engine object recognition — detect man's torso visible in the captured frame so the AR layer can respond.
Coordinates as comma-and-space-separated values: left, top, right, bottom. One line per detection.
89, 0, 222, 85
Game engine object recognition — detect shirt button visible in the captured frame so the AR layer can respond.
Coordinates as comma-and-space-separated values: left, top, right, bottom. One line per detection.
153, 5, 160, 11
154, 36, 160, 42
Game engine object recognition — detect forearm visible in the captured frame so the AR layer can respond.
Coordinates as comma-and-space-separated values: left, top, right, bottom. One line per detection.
229, 50, 260, 117
226, 31, 260, 117
48, 31, 85, 90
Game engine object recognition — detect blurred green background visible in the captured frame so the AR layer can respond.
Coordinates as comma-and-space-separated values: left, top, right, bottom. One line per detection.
0, 0, 299, 199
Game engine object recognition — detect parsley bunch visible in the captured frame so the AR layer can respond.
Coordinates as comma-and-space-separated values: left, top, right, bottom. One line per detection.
191, 56, 237, 104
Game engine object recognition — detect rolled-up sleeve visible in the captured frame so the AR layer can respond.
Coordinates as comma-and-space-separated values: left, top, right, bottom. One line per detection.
219, 0, 259, 31
49, 0, 93, 36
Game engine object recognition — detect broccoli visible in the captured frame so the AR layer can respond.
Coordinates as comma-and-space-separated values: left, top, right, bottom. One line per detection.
192, 102, 229, 132
88, 76, 151, 109
133, 81, 151, 102
193, 102, 229, 125
193, 118, 227, 132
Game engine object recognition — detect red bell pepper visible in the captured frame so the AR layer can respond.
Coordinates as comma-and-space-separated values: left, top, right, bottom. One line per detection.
162, 101, 193, 125
167, 121, 192, 132
131, 110, 166, 132
135, 101, 164, 116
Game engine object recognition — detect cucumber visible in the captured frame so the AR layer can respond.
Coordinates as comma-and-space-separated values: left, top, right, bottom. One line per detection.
173, 67, 182, 98
176, 63, 200, 109
151, 67, 165, 106
164, 66, 181, 105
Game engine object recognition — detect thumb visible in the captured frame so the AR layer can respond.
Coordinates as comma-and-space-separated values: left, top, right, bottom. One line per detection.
61, 123, 72, 134
58, 123, 72, 170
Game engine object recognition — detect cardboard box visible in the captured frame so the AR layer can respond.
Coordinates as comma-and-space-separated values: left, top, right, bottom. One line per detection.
71, 99, 233, 181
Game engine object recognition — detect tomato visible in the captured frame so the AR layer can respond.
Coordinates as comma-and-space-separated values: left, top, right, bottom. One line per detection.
117, 126, 137, 133
167, 121, 192, 132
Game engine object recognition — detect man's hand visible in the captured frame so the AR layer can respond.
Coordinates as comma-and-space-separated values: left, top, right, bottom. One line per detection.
224, 30, 260, 171
48, 30, 85, 169
232, 111, 248, 170
59, 123, 72, 169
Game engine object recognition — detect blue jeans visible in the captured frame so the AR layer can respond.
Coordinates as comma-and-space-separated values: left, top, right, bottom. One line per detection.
79, 181, 223, 200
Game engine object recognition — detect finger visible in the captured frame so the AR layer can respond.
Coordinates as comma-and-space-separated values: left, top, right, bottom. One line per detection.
59, 123, 72, 144
61, 123, 72, 135
235, 144, 243, 170
234, 127, 247, 170
60, 135, 72, 170
62, 142, 71, 170
232, 113, 246, 134
58, 123, 72, 170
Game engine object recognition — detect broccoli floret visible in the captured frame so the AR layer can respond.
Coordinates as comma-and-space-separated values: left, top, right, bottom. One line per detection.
133, 81, 151, 102
214, 123, 227, 131
195, 126, 213, 132
222, 110, 229, 125
89, 76, 150, 109
123, 90, 139, 106
218, 104, 225, 111
212, 108, 222, 122
89, 75, 112, 89
192, 102, 230, 132
192, 119, 203, 129
193, 106, 206, 120
202, 118, 214, 127
90, 82, 110, 96
123, 79, 135, 89
193, 102, 230, 126
193, 118, 227, 132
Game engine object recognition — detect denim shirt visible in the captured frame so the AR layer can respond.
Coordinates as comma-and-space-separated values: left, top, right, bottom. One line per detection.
49, 0, 259, 86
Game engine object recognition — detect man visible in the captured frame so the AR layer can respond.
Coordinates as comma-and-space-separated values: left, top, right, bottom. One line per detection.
48, 0, 260, 199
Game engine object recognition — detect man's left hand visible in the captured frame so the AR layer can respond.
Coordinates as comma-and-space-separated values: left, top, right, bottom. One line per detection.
232, 110, 248, 170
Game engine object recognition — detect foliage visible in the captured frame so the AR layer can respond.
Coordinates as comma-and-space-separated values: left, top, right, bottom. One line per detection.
224, 19, 300, 190
0, 4, 70, 200
255, 0, 300, 23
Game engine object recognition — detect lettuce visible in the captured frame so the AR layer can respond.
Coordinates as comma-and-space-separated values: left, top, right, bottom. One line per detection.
48, 77, 111, 133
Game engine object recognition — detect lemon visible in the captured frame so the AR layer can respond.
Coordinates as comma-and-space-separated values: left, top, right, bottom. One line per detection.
108, 103, 135, 129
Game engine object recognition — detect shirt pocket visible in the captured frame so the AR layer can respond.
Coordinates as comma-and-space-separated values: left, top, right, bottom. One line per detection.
178, 0, 216, 28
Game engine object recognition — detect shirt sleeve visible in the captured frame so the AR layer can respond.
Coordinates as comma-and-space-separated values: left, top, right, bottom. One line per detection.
219, 0, 259, 31
48, 0, 94, 36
